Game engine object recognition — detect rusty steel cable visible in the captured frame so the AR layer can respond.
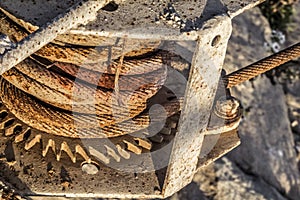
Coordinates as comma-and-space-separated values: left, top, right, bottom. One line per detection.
223, 42, 300, 88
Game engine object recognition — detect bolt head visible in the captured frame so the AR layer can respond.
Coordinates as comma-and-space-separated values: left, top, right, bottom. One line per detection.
81, 162, 99, 175
214, 96, 241, 120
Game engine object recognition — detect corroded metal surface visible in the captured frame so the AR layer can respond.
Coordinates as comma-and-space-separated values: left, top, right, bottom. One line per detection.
162, 15, 232, 197
0, 0, 207, 32
0, 97, 179, 198
0, 0, 264, 32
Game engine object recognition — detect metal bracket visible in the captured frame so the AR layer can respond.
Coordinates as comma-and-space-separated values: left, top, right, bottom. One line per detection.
162, 14, 232, 197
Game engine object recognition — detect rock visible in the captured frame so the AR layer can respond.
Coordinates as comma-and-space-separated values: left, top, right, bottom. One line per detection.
223, 7, 300, 200
285, 78, 300, 110
168, 181, 208, 200
193, 164, 218, 199
277, 1, 300, 138
214, 157, 287, 200
285, 2, 300, 48
228, 72, 300, 199
224, 8, 272, 75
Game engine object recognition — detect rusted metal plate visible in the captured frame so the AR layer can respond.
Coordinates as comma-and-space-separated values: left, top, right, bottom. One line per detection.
0, 0, 206, 38
0, 0, 265, 26
198, 129, 241, 169
161, 15, 232, 197
0, 0, 265, 38
0, 137, 162, 199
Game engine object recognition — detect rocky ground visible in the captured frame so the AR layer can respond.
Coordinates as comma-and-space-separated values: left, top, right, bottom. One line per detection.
172, 3, 300, 200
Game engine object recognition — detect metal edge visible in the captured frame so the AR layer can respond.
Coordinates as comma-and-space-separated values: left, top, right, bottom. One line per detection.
227, 0, 266, 18
162, 14, 233, 198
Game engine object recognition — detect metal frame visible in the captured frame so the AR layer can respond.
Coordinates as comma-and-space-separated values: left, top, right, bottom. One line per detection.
162, 15, 232, 197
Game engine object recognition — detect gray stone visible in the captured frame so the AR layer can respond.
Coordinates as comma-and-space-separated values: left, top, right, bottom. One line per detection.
284, 2, 300, 48
223, 7, 300, 200
214, 158, 287, 200
168, 182, 208, 200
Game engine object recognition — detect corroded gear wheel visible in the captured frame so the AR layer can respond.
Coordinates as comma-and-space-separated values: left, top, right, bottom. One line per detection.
0, 97, 180, 166
0, 7, 188, 161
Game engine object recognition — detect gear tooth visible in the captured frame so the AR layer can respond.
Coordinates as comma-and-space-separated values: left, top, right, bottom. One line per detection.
123, 139, 142, 155
104, 145, 120, 162
88, 146, 110, 165
5, 122, 22, 136
15, 127, 31, 143
0, 109, 8, 122
0, 116, 14, 129
0, 107, 8, 116
42, 139, 56, 157
57, 141, 76, 163
116, 144, 130, 160
133, 137, 152, 150
75, 144, 91, 163
24, 134, 41, 150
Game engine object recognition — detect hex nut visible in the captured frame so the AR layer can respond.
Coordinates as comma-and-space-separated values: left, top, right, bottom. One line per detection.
214, 96, 241, 120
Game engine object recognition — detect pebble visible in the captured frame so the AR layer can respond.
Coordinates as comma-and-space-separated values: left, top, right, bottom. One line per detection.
174, 16, 181, 22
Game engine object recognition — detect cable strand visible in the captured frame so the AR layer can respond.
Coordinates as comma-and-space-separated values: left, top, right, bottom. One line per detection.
223, 42, 300, 88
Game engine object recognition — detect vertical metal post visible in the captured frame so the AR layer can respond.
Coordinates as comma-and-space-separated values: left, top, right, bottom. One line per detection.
162, 15, 232, 197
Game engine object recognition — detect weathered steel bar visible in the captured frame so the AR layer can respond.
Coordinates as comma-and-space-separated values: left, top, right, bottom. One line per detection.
162, 15, 233, 197
0, 0, 111, 74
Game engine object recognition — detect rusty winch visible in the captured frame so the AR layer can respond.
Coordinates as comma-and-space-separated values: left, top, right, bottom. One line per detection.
1, 0, 295, 199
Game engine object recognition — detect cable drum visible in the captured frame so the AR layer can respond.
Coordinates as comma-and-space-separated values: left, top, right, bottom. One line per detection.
75, 39, 192, 172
